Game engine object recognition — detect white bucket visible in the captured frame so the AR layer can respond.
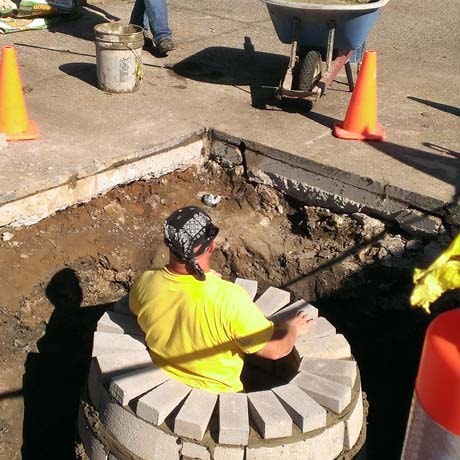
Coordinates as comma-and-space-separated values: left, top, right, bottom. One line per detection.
94, 22, 144, 94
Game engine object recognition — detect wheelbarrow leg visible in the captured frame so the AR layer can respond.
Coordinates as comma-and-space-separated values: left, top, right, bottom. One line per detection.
317, 21, 336, 96
317, 50, 354, 94
345, 60, 354, 91
317, 21, 354, 94
278, 17, 300, 97
326, 21, 336, 74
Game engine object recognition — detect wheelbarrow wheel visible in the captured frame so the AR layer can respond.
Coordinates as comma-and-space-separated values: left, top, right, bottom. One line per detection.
293, 50, 322, 92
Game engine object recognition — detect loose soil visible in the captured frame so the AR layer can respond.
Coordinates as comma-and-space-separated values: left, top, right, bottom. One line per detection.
0, 162, 457, 460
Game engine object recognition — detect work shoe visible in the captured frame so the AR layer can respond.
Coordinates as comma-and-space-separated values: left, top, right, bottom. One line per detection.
156, 38, 175, 55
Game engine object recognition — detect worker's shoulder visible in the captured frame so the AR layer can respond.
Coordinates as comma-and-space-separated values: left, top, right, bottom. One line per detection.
207, 273, 251, 298
132, 269, 162, 288
135, 269, 159, 281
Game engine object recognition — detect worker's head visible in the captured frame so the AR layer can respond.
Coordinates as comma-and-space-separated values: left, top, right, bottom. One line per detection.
164, 206, 219, 280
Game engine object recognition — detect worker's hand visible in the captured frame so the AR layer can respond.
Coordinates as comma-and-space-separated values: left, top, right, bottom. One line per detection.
283, 311, 312, 338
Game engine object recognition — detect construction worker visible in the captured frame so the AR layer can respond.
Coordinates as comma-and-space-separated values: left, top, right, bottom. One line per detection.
129, 0, 174, 55
129, 205, 311, 393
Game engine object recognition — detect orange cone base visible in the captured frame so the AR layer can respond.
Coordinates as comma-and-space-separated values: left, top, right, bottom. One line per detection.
6, 119, 40, 141
333, 122, 386, 141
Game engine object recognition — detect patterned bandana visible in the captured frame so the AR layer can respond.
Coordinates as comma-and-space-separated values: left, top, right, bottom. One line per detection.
164, 206, 219, 281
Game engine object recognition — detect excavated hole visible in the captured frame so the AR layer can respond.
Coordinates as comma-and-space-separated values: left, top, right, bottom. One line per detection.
0, 160, 457, 460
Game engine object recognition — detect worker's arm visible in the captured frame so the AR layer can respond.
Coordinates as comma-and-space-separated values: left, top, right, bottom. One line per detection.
255, 312, 312, 360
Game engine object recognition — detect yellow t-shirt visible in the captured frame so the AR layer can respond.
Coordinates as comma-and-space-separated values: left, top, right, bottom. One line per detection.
129, 268, 274, 393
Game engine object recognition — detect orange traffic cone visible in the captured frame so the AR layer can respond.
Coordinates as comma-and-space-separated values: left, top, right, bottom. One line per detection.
0, 45, 39, 141
333, 50, 386, 141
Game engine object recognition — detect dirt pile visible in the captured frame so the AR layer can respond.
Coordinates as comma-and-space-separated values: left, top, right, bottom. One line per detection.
0, 162, 457, 460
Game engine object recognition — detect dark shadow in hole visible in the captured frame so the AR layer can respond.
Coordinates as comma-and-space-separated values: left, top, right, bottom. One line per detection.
407, 96, 460, 117
277, 195, 459, 460
21, 268, 110, 460
316, 270, 458, 460
59, 62, 98, 87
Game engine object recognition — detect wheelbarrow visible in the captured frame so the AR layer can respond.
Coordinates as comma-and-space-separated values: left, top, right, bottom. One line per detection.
261, 0, 390, 102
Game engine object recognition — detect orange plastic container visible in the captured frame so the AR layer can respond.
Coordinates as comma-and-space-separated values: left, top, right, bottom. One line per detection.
415, 308, 460, 435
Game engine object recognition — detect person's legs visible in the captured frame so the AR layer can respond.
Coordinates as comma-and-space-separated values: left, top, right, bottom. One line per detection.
143, 0, 172, 45
129, 0, 146, 29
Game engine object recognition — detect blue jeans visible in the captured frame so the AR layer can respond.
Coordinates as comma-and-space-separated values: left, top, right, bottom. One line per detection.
130, 0, 172, 45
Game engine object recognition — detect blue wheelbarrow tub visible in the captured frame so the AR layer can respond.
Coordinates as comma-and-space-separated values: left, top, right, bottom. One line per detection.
263, 0, 390, 51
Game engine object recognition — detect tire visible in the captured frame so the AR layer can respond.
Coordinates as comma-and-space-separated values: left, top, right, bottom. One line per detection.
293, 50, 322, 92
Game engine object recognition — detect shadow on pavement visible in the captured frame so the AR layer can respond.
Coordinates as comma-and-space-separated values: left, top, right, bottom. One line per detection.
172, 39, 287, 87
407, 96, 460, 117
59, 62, 98, 87
21, 268, 109, 460
172, 37, 288, 109
367, 141, 460, 196
46, 4, 116, 41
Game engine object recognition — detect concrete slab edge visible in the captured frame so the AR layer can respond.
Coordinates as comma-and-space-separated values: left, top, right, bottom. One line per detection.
0, 132, 209, 228
211, 130, 456, 233
2, 126, 457, 232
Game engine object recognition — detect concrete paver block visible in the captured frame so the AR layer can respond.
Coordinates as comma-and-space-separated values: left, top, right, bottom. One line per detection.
174, 389, 218, 441
395, 209, 442, 238
137, 379, 192, 426
295, 334, 351, 360
292, 371, 351, 414
269, 299, 318, 322
109, 364, 169, 406
218, 392, 249, 446
88, 350, 153, 409
344, 389, 364, 449
99, 387, 180, 460
97, 311, 143, 337
234, 277, 258, 300
272, 384, 327, 433
245, 421, 345, 460
297, 317, 336, 341
255, 286, 291, 317
92, 331, 145, 356
247, 390, 292, 439
212, 445, 245, 460
299, 358, 357, 387
181, 441, 210, 460
113, 294, 132, 316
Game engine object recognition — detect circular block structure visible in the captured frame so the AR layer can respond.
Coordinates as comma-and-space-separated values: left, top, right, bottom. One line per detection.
79, 279, 366, 460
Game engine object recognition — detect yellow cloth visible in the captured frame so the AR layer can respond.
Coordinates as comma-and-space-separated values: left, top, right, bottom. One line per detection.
129, 268, 274, 393
411, 233, 460, 313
